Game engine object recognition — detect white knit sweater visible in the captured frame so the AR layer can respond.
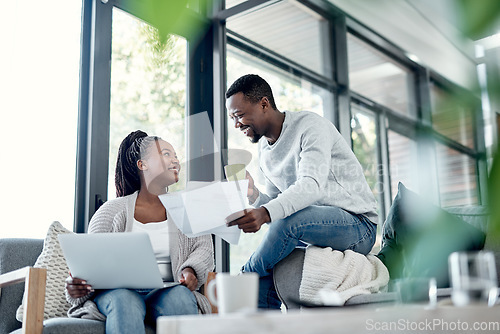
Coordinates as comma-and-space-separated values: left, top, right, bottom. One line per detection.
66, 191, 214, 318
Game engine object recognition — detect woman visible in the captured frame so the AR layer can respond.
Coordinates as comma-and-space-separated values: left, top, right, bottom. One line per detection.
65, 130, 214, 333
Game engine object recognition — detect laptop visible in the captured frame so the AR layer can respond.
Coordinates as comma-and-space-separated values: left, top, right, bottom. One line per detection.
58, 233, 168, 290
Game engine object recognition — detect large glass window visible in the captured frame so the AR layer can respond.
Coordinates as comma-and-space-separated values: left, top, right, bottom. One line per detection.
227, 0, 332, 78
430, 83, 475, 149
1, 0, 81, 237
351, 104, 383, 251
227, 45, 333, 273
108, 9, 187, 199
435, 144, 479, 207
348, 33, 416, 117
387, 130, 419, 198
350, 104, 382, 214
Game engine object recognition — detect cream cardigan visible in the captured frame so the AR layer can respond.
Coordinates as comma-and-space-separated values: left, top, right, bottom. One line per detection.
66, 191, 214, 319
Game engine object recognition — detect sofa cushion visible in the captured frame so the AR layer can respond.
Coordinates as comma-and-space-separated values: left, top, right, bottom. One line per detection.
377, 182, 486, 287
445, 206, 489, 232
16, 221, 73, 321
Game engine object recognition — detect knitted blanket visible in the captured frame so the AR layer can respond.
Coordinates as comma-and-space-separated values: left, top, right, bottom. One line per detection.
299, 246, 389, 305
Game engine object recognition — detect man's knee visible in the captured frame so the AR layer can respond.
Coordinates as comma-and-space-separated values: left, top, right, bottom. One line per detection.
269, 209, 310, 235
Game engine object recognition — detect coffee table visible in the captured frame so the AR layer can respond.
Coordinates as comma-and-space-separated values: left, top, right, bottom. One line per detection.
158, 303, 500, 334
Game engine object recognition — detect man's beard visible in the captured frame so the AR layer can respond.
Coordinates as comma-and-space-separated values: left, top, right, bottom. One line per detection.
250, 133, 262, 143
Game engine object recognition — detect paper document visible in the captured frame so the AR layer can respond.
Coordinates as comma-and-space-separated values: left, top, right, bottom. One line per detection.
159, 180, 249, 244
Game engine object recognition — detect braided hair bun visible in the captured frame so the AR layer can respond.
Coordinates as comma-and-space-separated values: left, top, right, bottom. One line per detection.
115, 130, 148, 197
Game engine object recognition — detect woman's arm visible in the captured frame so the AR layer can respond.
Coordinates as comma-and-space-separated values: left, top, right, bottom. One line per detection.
65, 274, 95, 306
177, 234, 214, 291
87, 200, 125, 233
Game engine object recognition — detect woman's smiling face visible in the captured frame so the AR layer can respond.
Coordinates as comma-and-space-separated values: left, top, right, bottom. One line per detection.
140, 139, 180, 189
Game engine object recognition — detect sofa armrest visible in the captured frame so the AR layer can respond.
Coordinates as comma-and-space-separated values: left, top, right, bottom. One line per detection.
0, 266, 46, 334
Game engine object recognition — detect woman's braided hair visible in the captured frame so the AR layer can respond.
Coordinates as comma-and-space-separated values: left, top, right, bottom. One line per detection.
115, 130, 159, 197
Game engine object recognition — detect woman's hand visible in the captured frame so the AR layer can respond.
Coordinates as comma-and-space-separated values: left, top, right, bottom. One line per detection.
179, 267, 198, 291
65, 273, 93, 299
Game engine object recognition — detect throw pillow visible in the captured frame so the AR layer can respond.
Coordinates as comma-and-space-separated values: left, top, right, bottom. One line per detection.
16, 221, 73, 321
377, 182, 486, 287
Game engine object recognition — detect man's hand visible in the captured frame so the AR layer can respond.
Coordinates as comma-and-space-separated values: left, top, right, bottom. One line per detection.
246, 171, 259, 203
179, 267, 198, 291
226, 207, 270, 233
65, 273, 93, 299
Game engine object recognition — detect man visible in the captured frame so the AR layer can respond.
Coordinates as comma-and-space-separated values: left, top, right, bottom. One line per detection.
226, 74, 378, 309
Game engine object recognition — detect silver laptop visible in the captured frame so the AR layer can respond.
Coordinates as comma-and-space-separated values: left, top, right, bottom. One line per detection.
58, 233, 166, 289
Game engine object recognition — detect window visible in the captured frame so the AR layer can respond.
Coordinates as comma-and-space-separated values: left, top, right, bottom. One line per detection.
348, 33, 416, 117
430, 83, 475, 149
227, 0, 332, 78
107, 9, 187, 199
351, 104, 382, 214
226, 45, 333, 273
429, 81, 480, 206
435, 143, 479, 206
387, 130, 419, 198
1, 0, 81, 237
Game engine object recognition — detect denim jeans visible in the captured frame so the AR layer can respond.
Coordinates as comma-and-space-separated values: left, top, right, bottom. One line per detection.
242, 205, 377, 309
94, 285, 198, 334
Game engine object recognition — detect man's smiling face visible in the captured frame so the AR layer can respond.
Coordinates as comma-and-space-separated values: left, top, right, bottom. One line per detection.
226, 92, 265, 144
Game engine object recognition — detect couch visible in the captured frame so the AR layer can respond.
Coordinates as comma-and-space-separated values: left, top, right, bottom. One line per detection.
273, 183, 500, 309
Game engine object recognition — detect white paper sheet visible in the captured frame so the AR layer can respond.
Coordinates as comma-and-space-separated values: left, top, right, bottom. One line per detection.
159, 180, 249, 245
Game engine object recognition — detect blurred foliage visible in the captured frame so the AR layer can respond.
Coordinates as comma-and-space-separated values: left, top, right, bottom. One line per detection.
456, 0, 500, 40
489, 155, 500, 238
455, 0, 500, 239
121, 0, 211, 43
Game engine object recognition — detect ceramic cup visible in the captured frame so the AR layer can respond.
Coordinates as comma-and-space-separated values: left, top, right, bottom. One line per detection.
207, 272, 259, 315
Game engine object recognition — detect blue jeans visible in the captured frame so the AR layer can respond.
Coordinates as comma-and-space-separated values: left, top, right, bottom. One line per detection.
94, 285, 198, 334
242, 205, 377, 309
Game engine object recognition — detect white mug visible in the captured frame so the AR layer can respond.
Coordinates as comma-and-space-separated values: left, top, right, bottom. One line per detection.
207, 273, 258, 315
